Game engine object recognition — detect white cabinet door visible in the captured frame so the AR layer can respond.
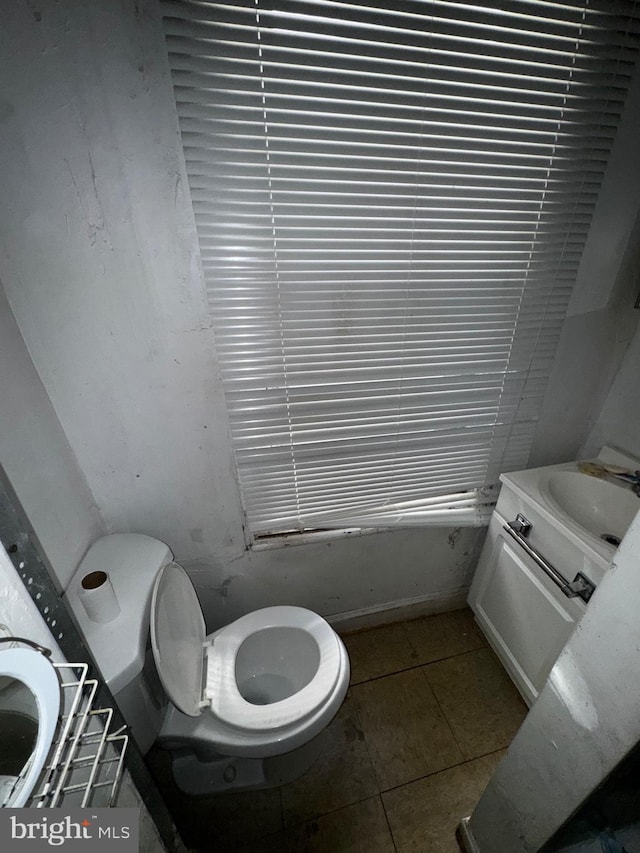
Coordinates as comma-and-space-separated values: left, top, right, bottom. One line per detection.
468, 513, 583, 706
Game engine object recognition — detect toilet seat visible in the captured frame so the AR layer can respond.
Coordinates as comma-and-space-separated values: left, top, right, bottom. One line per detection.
150, 564, 343, 731
205, 606, 342, 731
158, 635, 349, 759
0, 647, 62, 807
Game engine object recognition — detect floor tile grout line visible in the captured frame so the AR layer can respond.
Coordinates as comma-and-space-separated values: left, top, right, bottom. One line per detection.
349, 685, 390, 796
338, 606, 480, 639
278, 784, 285, 835
351, 647, 488, 774
421, 650, 528, 761
378, 791, 400, 853
396, 616, 486, 663
239, 792, 389, 849
418, 659, 468, 762
350, 646, 502, 795
400, 617, 423, 662
295, 791, 384, 829
348, 643, 487, 687
273, 694, 390, 835
376, 746, 509, 798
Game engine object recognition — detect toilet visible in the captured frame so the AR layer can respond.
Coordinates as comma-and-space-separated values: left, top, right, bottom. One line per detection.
63, 534, 349, 795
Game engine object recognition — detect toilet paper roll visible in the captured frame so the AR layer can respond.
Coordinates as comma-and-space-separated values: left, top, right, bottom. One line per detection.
78, 571, 121, 623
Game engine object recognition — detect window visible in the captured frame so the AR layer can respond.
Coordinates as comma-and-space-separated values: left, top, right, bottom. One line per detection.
162, 0, 640, 538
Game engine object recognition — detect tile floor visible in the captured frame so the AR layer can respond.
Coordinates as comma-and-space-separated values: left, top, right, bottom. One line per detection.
147, 608, 528, 852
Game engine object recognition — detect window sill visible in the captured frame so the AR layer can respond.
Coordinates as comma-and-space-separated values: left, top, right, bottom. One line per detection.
249, 526, 383, 551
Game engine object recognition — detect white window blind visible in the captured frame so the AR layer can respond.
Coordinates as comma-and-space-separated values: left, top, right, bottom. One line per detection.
162, 0, 640, 536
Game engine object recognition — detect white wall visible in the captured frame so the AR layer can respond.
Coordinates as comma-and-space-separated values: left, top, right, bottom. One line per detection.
581, 275, 640, 461
192, 526, 486, 629
0, 279, 105, 588
528, 227, 640, 469
0, 0, 245, 582
529, 62, 640, 469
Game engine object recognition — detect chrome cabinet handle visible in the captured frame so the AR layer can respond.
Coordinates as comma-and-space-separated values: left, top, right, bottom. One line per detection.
503, 514, 596, 604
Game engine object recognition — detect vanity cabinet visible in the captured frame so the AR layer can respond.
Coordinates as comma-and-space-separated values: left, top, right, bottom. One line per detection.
468, 472, 611, 706
469, 510, 584, 706
469, 451, 635, 706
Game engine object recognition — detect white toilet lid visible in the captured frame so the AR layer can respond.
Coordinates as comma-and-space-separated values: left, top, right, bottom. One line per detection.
150, 562, 205, 717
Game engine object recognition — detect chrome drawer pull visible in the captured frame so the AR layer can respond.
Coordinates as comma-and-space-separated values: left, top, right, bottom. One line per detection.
503, 514, 596, 604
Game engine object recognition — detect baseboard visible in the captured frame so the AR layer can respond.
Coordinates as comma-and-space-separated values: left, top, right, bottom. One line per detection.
456, 818, 481, 853
326, 586, 470, 634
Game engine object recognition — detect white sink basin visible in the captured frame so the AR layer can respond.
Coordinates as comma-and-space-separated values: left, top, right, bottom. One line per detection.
540, 471, 639, 545
500, 448, 640, 566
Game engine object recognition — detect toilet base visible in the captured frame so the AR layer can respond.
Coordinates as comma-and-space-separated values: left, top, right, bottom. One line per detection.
170, 729, 327, 796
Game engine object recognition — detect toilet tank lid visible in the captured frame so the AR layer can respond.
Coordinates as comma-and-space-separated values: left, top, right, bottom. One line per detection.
150, 561, 206, 717
64, 534, 173, 695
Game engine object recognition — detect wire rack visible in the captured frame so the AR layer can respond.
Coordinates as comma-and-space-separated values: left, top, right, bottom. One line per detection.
27, 661, 128, 808
1, 635, 129, 808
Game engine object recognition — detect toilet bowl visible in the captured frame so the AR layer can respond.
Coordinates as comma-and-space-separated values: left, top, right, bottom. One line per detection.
64, 534, 350, 796
158, 608, 349, 758
150, 563, 350, 792
207, 606, 345, 732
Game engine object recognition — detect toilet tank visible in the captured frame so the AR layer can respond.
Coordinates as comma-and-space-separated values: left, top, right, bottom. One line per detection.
64, 533, 173, 753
